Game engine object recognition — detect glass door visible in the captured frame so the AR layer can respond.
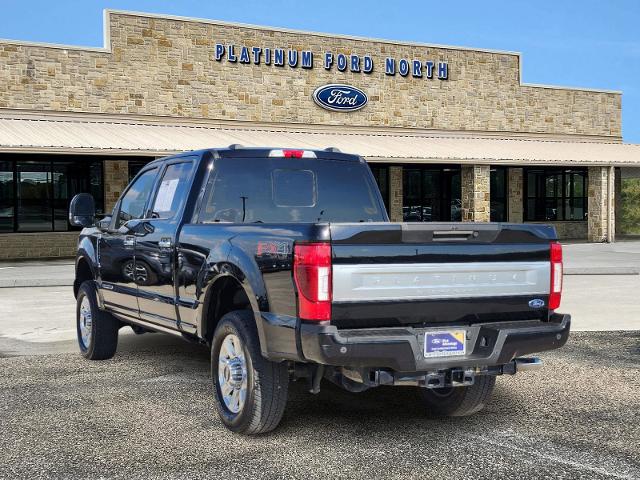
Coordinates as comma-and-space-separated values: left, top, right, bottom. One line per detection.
17, 162, 52, 232
403, 166, 460, 222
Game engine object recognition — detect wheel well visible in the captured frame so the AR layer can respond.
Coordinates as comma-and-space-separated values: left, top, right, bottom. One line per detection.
202, 277, 252, 344
74, 258, 93, 298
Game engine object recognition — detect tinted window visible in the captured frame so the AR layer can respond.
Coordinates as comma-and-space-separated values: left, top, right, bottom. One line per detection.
525, 168, 587, 221
17, 162, 52, 232
369, 165, 389, 213
402, 167, 460, 222
200, 157, 383, 223
150, 161, 194, 219
490, 166, 508, 222
272, 169, 316, 207
117, 168, 157, 227
0, 161, 14, 232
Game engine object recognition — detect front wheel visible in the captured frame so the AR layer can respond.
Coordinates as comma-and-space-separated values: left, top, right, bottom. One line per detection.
211, 311, 289, 435
417, 376, 496, 416
76, 280, 120, 360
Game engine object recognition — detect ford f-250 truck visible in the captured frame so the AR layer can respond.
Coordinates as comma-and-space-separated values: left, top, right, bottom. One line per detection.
69, 146, 570, 435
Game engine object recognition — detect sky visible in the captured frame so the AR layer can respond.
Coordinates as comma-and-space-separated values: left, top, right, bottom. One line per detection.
1, 0, 638, 142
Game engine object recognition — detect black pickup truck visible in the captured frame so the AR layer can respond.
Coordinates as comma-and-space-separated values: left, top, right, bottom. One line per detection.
69, 146, 570, 435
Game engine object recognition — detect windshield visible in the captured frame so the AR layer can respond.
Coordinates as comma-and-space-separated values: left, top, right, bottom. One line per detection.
199, 157, 385, 223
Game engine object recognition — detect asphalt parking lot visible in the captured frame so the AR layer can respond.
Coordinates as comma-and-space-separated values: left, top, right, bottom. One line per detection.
1, 243, 639, 479
1, 332, 639, 480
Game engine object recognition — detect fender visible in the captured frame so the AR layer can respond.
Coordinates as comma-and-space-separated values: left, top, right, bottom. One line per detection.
197, 244, 271, 356
74, 232, 100, 299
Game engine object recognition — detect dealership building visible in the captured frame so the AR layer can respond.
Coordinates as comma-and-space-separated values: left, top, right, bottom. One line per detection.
0, 10, 639, 260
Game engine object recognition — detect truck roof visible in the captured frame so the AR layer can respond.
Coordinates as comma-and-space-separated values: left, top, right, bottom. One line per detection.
151, 146, 363, 165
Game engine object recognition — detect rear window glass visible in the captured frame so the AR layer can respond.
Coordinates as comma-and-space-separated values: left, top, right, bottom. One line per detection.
272, 169, 316, 207
199, 157, 384, 223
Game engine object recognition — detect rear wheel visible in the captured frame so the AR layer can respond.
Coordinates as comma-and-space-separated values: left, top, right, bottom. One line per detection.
211, 311, 289, 435
417, 376, 496, 416
76, 280, 119, 360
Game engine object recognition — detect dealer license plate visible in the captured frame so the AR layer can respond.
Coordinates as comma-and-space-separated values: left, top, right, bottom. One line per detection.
424, 330, 466, 358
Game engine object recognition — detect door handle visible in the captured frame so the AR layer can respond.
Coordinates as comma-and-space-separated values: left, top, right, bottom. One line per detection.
158, 237, 173, 249
124, 235, 135, 248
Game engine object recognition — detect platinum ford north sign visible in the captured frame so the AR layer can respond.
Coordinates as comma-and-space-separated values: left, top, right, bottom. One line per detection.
214, 44, 449, 80
313, 84, 368, 112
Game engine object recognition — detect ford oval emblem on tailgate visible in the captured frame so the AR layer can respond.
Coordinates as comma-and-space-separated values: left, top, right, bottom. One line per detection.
528, 299, 545, 309
313, 84, 368, 112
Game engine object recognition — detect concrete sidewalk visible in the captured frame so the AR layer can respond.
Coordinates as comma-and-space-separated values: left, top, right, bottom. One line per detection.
563, 240, 640, 275
0, 259, 74, 287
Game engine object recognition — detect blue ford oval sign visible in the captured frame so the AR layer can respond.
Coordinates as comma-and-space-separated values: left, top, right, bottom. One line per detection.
312, 84, 368, 112
528, 299, 545, 309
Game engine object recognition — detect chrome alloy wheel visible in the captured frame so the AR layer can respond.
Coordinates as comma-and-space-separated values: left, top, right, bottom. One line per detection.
79, 296, 92, 350
218, 334, 248, 414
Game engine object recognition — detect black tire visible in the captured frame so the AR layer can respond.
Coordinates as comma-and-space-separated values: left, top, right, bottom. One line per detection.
418, 376, 496, 416
76, 280, 119, 360
211, 311, 289, 435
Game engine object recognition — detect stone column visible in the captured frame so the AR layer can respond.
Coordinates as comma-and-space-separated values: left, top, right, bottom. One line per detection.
615, 167, 622, 238
587, 166, 615, 242
507, 167, 524, 223
104, 160, 129, 213
388, 165, 404, 222
461, 165, 490, 222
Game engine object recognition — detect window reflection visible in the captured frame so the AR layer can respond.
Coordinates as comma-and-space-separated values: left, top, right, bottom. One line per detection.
490, 167, 508, 222
525, 168, 588, 221
402, 166, 461, 222
0, 155, 107, 233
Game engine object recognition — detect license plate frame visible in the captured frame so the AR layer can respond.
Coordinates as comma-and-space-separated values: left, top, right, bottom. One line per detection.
424, 330, 466, 358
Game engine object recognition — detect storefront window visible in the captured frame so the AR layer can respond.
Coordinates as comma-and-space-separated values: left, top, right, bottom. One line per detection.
129, 160, 153, 182
369, 165, 389, 214
17, 162, 52, 232
525, 168, 587, 221
490, 167, 508, 222
402, 166, 461, 222
0, 155, 105, 233
0, 162, 14, 232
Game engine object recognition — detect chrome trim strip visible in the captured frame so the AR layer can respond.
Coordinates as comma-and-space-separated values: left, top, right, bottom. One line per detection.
332, 261, 550, 302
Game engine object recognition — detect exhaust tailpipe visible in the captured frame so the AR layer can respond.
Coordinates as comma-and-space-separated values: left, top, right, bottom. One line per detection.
513, 357, 543, 372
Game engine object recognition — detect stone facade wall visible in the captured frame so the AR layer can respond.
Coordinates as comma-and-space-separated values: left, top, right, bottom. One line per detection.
0, 232, 78, 260
588, 166, 615, 242
104, 160, 129, 212
507, 167, 524, 223
528, 221, 588, 240
461, 165, 490, 222
0, 12, 621, 137
388, 166, 403, 222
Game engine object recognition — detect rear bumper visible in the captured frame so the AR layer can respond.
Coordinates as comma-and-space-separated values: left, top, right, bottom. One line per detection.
298, 314, 571, 372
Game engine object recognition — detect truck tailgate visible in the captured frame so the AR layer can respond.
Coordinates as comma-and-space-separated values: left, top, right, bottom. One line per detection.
329, 222, 555, 328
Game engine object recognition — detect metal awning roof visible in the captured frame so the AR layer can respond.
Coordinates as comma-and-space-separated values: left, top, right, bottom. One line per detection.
0, 114, 639, 166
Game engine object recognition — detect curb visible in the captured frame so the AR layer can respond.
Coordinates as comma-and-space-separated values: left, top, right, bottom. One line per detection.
0, 280, 74, 288
564, 267, 640, 275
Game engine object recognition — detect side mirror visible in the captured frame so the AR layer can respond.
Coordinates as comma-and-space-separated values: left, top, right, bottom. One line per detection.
69, 193, 95, 228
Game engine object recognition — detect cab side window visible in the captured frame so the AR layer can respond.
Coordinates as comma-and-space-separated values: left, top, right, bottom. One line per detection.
149, 161, 194, 219
116, 168, 157, 228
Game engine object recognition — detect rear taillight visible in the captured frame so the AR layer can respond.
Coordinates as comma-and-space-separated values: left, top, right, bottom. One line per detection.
293, 242, 331, 321
549, 242, 563, 310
